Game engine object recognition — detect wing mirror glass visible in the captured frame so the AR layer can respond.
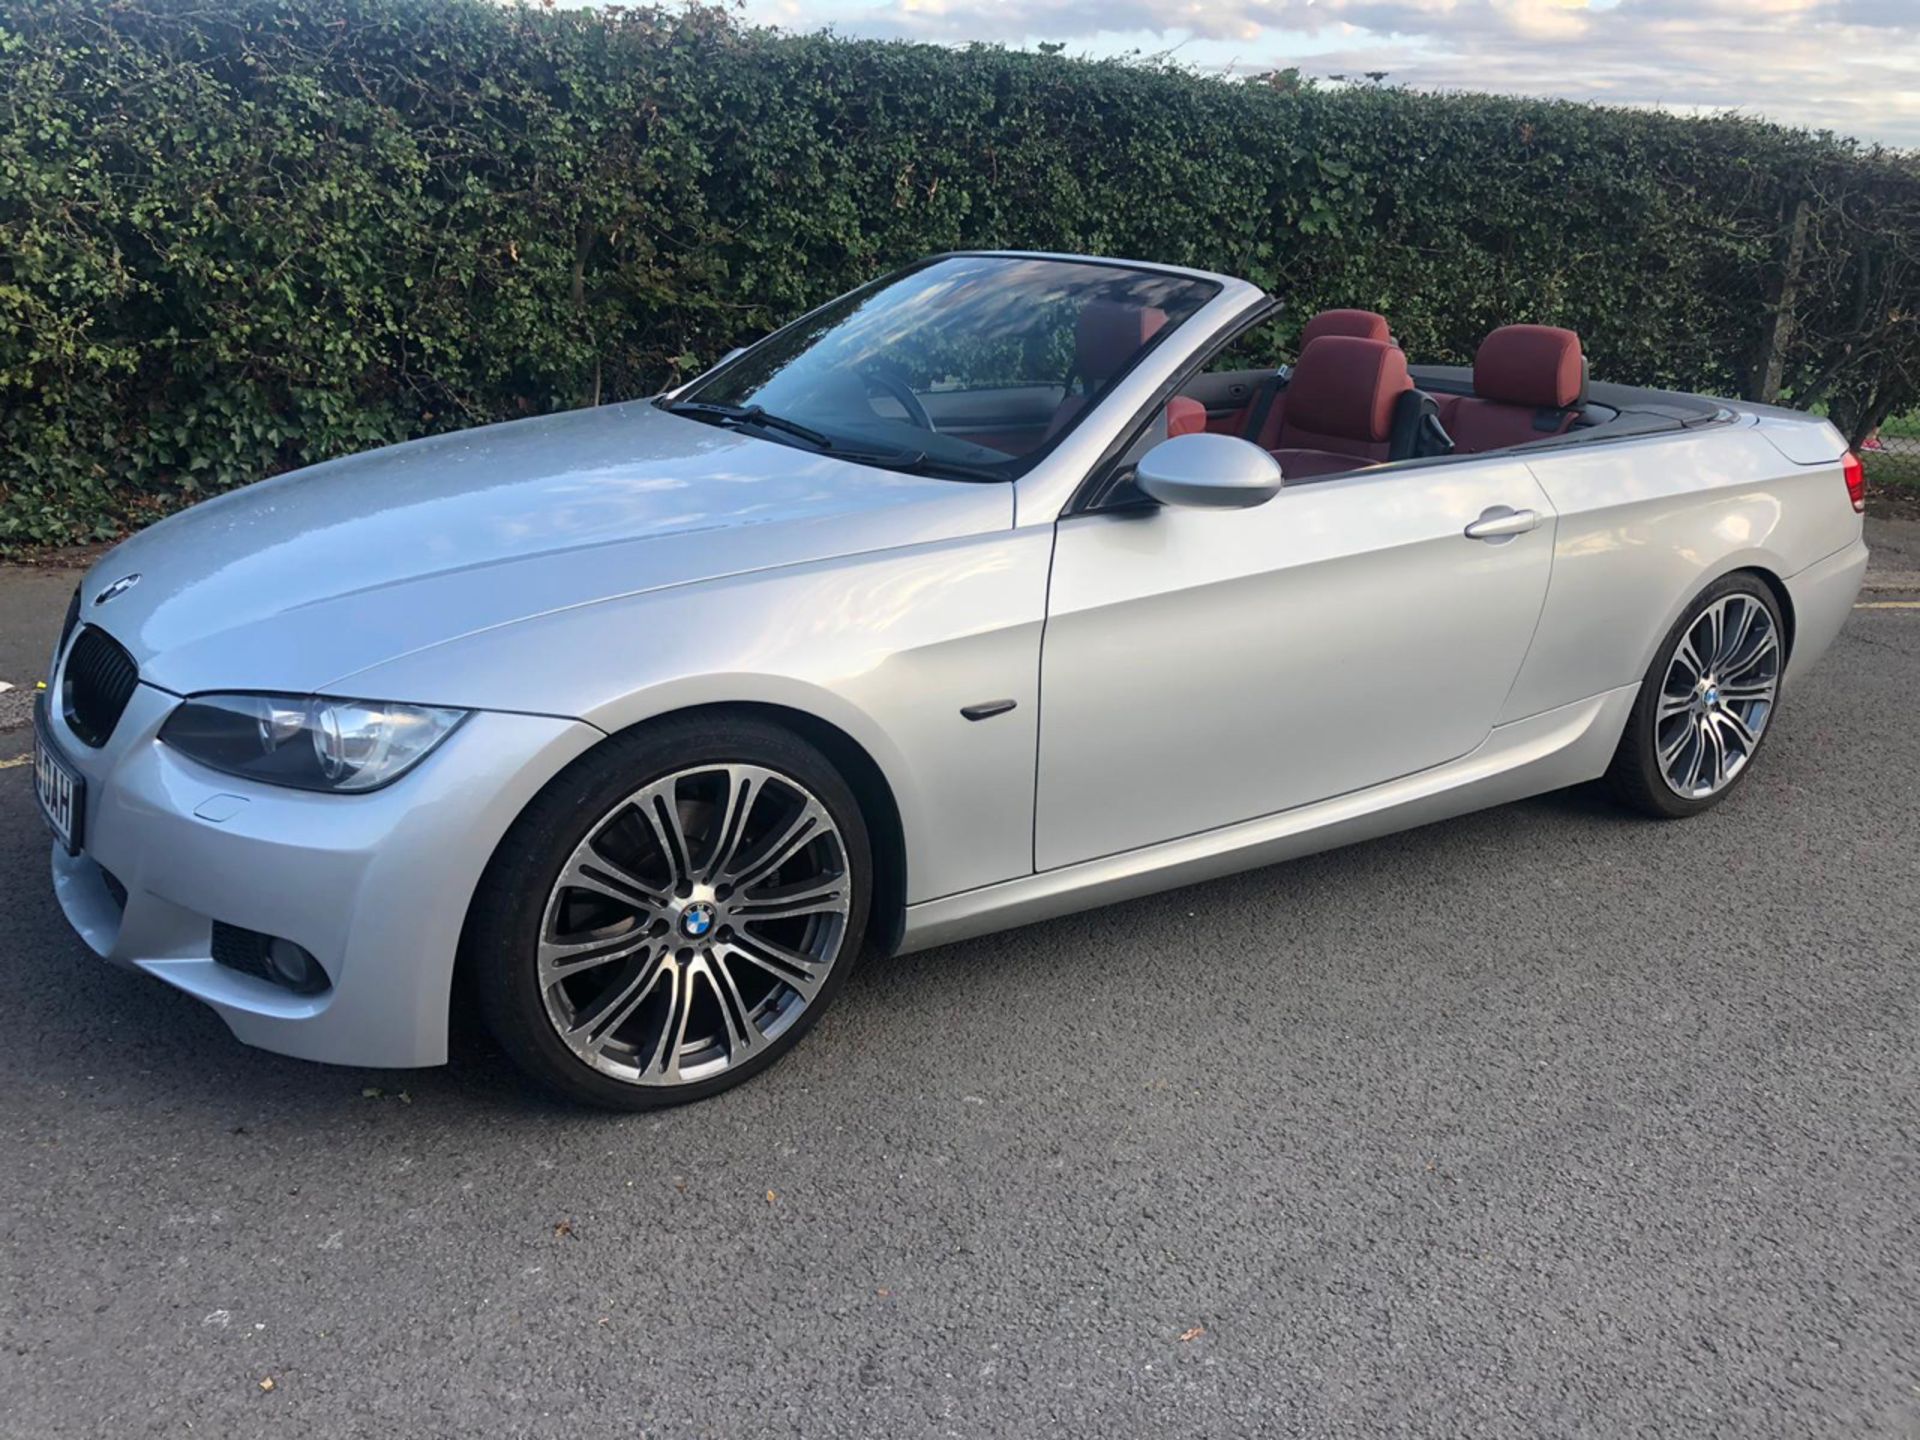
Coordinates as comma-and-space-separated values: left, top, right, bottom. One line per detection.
1134, 433, 1283, 510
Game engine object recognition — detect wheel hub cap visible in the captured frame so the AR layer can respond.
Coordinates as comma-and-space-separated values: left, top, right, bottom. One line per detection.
678, 900, 717, 939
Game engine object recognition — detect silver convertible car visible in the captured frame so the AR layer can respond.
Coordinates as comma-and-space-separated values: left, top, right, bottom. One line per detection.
35, 252, 1869, 1108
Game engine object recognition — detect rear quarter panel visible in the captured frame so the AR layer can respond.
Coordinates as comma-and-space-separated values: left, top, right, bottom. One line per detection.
1500, 422, 1861, 722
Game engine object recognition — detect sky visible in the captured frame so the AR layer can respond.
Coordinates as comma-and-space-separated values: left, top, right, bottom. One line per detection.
718, 0, 1920, 149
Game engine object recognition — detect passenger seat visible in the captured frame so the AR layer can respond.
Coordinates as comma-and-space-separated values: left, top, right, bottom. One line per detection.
1437, 325, 1586, 453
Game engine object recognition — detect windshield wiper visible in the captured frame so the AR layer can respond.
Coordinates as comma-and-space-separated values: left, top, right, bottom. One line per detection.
851, 452, 1004, 482
663, 400, 836, 450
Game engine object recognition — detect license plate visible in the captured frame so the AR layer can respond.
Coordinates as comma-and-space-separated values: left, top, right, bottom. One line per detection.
33, 704, 85, 855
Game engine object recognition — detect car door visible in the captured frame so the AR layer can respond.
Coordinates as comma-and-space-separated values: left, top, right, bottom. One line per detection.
1033, 456, 1557, 870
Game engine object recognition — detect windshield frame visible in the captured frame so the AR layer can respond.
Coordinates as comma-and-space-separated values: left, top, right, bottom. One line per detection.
660, 253, 1224, 483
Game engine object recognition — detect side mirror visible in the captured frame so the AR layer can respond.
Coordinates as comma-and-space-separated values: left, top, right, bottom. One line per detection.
1134, 433, 1283, 510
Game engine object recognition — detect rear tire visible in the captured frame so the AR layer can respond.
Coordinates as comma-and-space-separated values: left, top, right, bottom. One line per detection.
1604, 573, 1785, 819
466, 716, 871, 1111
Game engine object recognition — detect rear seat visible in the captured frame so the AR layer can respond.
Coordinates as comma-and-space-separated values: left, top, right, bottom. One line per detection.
1437, 325, 1586, 453
1266, 335, 1416, 480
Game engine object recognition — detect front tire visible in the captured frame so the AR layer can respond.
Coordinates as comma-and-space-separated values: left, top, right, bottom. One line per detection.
467, 716, 871, 1110
1604, 573, 1785, 819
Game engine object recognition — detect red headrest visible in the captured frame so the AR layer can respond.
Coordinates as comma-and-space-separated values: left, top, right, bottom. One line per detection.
1285, 336, 1412, 443
1474, 325, 1584, 410
1301, 308, 1392, 349
1076, 301, 1167, 385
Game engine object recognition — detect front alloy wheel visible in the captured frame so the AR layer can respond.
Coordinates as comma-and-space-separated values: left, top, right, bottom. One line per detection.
469, 719, 871, 1109
540, 764, 851, 1087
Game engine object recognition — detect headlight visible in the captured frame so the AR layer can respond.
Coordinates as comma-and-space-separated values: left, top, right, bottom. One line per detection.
159, 693, 468, 793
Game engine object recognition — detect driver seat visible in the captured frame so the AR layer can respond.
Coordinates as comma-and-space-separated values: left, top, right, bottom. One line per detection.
1267, 335, 1418, 481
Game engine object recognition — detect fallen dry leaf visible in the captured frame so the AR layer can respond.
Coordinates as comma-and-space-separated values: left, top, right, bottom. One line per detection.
258, 1377, 276, 1392
1179, 1326, 1206, 1343
765, 1190, 777, 1205
553, 1219, 574, 1239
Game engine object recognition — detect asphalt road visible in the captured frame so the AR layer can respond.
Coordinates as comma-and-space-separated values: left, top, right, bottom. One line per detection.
2, 534, 1917, 1438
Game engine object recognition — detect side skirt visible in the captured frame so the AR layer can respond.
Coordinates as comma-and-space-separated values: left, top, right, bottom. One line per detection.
896, 684, 1638, 954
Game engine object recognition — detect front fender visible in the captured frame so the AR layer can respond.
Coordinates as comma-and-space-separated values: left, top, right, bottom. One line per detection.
333, 529, 1057, 904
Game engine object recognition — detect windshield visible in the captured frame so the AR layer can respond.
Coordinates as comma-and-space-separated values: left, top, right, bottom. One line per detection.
665, 255, 1220, 479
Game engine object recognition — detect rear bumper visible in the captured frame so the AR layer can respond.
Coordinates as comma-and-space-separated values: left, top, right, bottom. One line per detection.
1784, 538, 1869, 682
44, 683, 599, 1067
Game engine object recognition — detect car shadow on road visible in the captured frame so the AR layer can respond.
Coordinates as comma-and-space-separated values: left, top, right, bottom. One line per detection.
0, 770, 1656, 1125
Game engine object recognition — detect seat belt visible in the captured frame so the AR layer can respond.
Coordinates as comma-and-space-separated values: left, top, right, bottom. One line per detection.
1240, 368, 1289, 447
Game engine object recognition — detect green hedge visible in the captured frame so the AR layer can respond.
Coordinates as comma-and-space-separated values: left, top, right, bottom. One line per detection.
3, 0, 1917, 545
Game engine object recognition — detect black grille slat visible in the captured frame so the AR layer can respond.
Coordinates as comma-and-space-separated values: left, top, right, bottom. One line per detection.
62, 626, 139, 748
211, 922, 275, 983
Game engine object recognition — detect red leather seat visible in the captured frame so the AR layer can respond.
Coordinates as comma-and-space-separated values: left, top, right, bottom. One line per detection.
1301, 308, 1392, 348
1243, 308, 1394, 447
1437, 325, 1586, 453
1166, 395, 1207, 438
1046, 301, 1168, 439
1267, 335, 1414, 481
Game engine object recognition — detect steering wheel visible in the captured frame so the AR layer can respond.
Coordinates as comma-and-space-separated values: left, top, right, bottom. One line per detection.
860, 368, 936, 432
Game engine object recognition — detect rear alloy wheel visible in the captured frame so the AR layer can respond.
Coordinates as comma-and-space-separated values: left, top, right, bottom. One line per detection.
1605, 574, 1785, 818
470, 719, 870, 1109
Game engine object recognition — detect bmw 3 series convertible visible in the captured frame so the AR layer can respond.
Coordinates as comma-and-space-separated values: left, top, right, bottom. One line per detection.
35, 252, 1870, 1108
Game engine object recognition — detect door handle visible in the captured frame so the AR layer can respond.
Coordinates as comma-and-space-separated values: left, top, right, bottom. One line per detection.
1464, 506, 1540, 542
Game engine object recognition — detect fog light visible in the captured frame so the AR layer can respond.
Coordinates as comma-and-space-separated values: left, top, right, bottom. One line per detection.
210, 922, 331, 995
266, 938, 328, 995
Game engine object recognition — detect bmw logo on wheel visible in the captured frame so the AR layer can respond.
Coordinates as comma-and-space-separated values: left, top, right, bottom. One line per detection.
680, 902, 716, 940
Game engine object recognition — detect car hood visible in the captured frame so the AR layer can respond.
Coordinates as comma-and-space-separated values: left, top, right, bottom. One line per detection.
79, 400, 1012, 696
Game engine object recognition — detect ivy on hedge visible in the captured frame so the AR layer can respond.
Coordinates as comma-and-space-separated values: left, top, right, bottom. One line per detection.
2, 0, 1916, 545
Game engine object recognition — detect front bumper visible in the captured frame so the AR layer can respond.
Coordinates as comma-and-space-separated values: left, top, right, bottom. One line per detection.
42, 683, 600, 1067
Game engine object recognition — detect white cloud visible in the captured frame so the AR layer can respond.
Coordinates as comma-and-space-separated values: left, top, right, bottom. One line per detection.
742, 0, 1920, 146
1489, 0, 1591, 43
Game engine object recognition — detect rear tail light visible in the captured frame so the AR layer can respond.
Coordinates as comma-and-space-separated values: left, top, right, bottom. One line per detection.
1842, 451, 1866, 513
